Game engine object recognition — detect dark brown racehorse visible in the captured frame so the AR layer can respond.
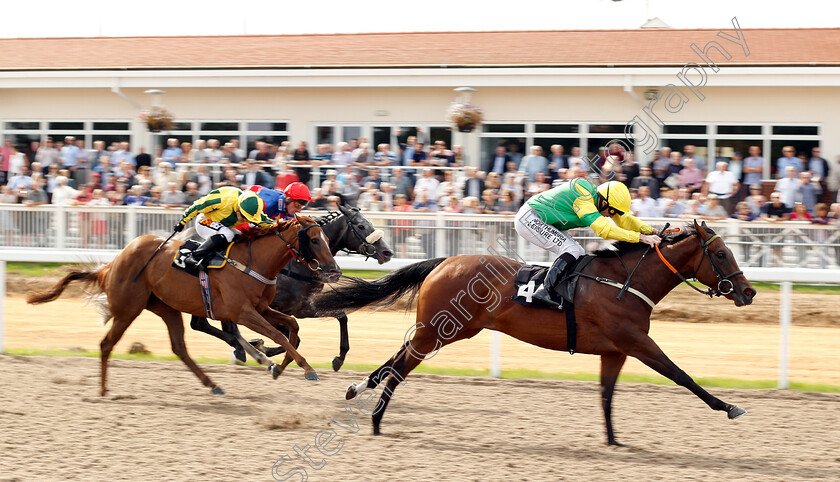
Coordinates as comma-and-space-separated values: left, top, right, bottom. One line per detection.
313, 220, 756, 445
27, 216, 340, 396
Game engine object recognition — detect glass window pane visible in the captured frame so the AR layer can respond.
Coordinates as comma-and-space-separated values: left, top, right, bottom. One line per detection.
663, 125, 707, 134
170, 122, 192, 131
48, 133, 85, 144
4, 121, 39, 130
428, 127, 452, 149
772, 126, 818, 136
95, 134, 133, 149
48, 122, 84, 130
200, 122, 240, 131
247, 122, 287, 131
717, 125, 761, 135
483, 124, 525, 133
588, 124, 625, 134
246, 135, 288, 153
342, 126, 361, 142
316, 126, 334, 146
481, 137, 526, 172
93, 122, 130, 130
534, 124, 579, 134
373, 126, 392, 150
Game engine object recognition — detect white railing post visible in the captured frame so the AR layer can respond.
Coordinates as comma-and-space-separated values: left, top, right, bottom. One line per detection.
0, 260, 5, 354
778, 281, 792, 389
126, 204, 138, 245
56, 205, 66, 249
490, 331, 501, 377
435, 212, 446, 258
729, 218, 743, 262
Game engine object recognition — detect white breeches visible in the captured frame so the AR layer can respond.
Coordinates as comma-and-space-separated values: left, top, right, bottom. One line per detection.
514, 205, 585, 258
194, 214, 237, 242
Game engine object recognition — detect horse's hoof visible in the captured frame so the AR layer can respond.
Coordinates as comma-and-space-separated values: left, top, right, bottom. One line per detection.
331, 356, 344, 372
607, 440, 625, 447
270, 365, 283, 379
249, 338, 265, 352
345, 384, 357, 400
305, 371, 320, 382
264, 346, 287, 358
212, 387, 226, 396
231, 346, 246, 365
728, 406, 748, 420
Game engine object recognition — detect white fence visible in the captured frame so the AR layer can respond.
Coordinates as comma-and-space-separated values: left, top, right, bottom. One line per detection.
2, 204, 840, 269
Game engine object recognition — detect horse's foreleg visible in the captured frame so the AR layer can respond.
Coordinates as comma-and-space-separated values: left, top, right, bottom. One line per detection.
261, 308, 301, 376
600, 352, 627, 446
237, 307, 318, 382
221, 321, 277, 367
190, 316, 247, 363
332, 313, 350, 371
623, 333, 746, 419
148, 300, 221, 395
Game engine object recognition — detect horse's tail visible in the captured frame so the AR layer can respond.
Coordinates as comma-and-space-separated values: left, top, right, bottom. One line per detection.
312, 257, 447, 316
26, 265, 109, 305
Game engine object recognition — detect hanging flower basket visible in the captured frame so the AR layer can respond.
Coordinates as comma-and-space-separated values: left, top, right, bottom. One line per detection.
447, 103, 483, 133
139, 107, 175, 133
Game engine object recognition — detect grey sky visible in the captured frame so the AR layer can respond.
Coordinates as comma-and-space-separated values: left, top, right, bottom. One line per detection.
3, 0, 837, 38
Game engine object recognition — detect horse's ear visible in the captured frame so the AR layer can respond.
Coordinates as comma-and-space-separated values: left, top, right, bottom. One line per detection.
337, 204, 349, 216
693, 219, 711, 240
693, 218, 702, 233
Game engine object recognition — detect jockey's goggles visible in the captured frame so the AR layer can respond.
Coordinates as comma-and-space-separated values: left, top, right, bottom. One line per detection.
290, 199, 309, 208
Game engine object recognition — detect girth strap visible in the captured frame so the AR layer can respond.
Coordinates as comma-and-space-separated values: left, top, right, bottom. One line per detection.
198, 270, 216, 319
577, 273, 656, 309
220, 256, 277, 285
565, 303, 577, 355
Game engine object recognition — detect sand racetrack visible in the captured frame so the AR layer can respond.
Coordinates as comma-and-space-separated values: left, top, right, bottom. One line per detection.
1, 356, 839, 481
2, 277, 840, 480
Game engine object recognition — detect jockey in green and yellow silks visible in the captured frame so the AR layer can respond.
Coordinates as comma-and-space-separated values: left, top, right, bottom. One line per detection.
514, 178, 662, 305
173, 186, 274, 270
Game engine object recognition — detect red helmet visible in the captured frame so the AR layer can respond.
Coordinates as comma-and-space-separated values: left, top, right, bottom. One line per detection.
284, 182, 312, 203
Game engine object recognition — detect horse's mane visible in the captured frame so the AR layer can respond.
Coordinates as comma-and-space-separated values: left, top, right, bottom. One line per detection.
238, 218, 302, 242
315, 210, 343, 226
592, 223, 713, 258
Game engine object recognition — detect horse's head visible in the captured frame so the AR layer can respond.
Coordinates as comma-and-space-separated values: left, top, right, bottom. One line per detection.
334, 204, 393, 264
292, 215, 342, 282
691, 220, 756, 306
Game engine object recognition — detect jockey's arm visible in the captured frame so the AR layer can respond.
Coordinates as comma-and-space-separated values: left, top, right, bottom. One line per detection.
179, 194, 220, 225
573, 197, 654, 243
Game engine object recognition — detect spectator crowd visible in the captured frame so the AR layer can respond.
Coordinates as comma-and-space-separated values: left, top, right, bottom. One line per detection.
1, 133, 840, 227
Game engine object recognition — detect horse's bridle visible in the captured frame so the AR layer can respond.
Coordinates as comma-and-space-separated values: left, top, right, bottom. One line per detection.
341, 209, 383, 260
655, 233, 743, 298
278, 223, 322, 272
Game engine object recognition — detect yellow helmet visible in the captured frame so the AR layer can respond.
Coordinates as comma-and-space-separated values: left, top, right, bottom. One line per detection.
596, 181, 631, 215
237, 190, 273, 225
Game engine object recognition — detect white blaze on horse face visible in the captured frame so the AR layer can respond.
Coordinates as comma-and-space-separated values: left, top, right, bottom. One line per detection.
320, 231, 329, 245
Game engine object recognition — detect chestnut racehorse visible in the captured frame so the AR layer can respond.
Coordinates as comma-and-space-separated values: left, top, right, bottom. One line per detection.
314, 221, 756, 445
28, 216, 340, 396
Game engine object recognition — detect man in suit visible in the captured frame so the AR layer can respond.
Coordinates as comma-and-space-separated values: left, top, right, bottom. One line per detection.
239, 158, 273, 189
462, 166, 486, 199
488, 146, 512, 174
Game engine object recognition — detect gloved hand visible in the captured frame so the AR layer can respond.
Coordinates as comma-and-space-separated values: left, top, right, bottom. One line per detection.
173, 223, 185, 233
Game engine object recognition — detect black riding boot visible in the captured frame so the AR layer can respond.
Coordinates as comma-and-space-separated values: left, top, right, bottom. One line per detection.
531, 252, 578, 305
184, 234, 228, 271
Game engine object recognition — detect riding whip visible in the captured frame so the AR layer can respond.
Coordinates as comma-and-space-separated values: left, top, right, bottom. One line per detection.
132, 229, 178, 282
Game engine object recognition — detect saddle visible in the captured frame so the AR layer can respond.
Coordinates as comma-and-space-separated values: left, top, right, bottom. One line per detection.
172, 240, 234, 277
512, 255, 594, 310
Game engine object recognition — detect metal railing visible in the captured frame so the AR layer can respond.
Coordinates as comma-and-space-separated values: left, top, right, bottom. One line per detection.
1, 204, 839, 269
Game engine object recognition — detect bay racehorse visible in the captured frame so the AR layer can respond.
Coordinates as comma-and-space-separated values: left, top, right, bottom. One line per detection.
27, 216, 340, 396
313, 221, 756, 445
183, 204, 393, 370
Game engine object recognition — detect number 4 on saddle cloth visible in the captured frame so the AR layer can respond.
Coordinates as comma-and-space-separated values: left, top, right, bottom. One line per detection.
512, 256, 594, 310
172, 240, 233, 277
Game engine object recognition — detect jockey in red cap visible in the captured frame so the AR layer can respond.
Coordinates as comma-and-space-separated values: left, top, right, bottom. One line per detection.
248, 181, 312, 221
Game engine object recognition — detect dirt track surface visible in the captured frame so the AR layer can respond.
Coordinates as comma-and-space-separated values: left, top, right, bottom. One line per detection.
0, 355, 838, 481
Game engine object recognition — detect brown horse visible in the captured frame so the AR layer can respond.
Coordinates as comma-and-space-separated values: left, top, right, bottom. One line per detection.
27, 216, 340, 396
313, 220, 756, 445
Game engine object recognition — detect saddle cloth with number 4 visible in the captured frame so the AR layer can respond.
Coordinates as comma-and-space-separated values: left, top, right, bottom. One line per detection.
511, 256, 593, 310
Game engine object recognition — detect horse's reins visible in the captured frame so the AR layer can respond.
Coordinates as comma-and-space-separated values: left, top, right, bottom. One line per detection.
654, 231, 742, 298
341, 210, 384, 260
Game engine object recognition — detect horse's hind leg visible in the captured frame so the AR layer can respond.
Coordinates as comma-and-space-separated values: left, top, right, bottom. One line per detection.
600, 352, 627, 446
332, 313, 350, 371
622, 333, 746, 419
100, 316, 135, 396
147, 299, 222, 395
